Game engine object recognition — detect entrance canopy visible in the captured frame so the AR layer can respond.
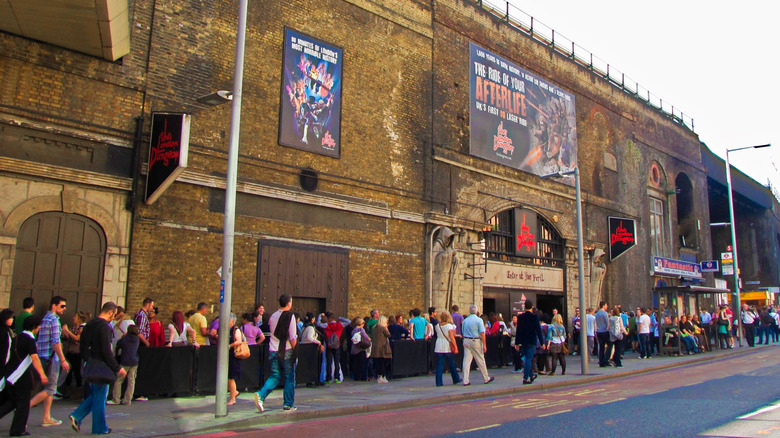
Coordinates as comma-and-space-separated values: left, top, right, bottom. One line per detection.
653, 285, 731, 295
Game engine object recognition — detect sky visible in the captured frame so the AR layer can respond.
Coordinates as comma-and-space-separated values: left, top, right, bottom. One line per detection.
502, 0, 779, 194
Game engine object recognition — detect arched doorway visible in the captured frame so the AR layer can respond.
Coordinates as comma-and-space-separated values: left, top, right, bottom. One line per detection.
10, 212, 106, 322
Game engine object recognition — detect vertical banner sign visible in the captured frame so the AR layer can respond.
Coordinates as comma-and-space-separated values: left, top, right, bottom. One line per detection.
514, 208, 538, 258
145, 113, 190, 204
469, 42, 578, 184
279, 28, 343, 158
609, 217, 636, 260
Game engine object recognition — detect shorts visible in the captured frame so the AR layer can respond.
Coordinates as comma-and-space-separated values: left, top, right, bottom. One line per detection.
41, 356, 60, 395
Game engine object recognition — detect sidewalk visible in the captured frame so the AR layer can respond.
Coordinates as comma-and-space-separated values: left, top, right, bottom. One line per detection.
1, 344, 769, 437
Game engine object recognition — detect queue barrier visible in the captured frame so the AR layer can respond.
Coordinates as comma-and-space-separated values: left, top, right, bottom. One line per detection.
131, 342, 322, 397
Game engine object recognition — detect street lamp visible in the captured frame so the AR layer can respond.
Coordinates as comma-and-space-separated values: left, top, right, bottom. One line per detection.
541, 167, 587, 375
200, 0, 248, 418
725, 143, 770, 348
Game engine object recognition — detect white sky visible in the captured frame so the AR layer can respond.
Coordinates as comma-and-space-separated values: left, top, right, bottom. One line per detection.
505, 0, 780, 193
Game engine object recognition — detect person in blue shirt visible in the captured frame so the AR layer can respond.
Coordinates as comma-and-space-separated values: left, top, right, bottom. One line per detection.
408, 309, 427, 340
461, 305, 494, 386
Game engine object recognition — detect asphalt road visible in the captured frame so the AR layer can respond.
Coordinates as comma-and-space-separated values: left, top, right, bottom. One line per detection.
199, 349, 780, 438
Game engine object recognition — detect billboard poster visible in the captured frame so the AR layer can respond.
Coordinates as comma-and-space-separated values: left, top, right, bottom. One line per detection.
469, 42, 578, 183
279, 28, 342, 157
145, 113, 190, 204
609, 217, 636, 260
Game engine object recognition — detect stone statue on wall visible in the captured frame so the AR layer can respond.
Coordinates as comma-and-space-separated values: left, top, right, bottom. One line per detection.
589, 248, 607, 309
432, 227, 458, 310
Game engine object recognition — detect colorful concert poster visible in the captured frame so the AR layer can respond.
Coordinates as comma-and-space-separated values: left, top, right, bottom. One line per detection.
279, 28, 343, 158
469, 42, 578, 184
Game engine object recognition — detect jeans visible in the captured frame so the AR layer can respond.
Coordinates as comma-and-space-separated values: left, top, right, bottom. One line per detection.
70, 383, 110, 434
639, 333, 651, 358
326, 348, 341, 381
596, 332, 611, 366
681, 335, 698, 353
521, 344, 536, 381
257, 350, 296, 408
435, 353, 461, 386
608, 338, 624, 366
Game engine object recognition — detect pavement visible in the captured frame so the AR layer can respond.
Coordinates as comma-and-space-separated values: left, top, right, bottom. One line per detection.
1, 343, 773, 437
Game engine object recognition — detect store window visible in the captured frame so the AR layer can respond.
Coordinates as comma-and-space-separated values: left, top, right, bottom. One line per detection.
650, 196, 666, 257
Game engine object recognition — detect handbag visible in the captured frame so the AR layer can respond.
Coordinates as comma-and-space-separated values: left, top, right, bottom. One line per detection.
83, 360, 118, 384
233, 329, 250, 359
562, 341, 570, 355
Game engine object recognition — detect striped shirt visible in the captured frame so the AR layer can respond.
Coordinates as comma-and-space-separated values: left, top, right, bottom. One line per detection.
36, 311, 61, 360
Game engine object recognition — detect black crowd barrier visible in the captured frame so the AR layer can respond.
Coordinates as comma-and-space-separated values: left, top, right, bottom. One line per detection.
484, 335, 512, 368
131, 342, 322, 397
389, 339, 428, 377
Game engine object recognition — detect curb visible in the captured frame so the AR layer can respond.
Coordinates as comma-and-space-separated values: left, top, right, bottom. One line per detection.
180, 346, 748, 435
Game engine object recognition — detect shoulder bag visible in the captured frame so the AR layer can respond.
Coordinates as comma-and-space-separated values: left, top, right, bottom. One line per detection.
233, 328, 250, 359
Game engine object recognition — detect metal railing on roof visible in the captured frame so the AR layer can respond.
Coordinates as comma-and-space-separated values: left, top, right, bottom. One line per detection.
471, 0, 695, 132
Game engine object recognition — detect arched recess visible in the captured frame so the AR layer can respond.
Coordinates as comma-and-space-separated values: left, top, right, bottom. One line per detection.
485, 207, 565, 267
10, 212, 106, 323
675, 173, 697, 249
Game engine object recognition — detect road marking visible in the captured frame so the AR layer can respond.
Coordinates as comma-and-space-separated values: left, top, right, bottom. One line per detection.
538, 409, 572, 417
598, 397, 626, 405
737, 403, 780, 419
455, 424, 501, 433
575, 389, 605, 396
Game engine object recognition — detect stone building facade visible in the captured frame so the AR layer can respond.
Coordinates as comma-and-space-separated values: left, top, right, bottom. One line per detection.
0, 0, 719, 324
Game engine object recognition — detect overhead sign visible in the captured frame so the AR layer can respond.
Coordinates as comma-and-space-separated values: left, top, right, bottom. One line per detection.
483, 261, 564, 292
469, 42, 578, 184
514, 208, 538, 258
145, 113, 190, 204
609, 217, 636, 260
700, 260, 719, 272
653, 256, 702, 279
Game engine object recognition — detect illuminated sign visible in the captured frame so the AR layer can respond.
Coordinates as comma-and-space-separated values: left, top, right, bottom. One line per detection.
514, 208, 538, 258
608, 217, 636, 260
145, 113, 190, 204
653, 256, 702, 279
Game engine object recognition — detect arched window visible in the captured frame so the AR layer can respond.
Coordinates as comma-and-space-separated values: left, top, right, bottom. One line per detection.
486, 208, 564, 267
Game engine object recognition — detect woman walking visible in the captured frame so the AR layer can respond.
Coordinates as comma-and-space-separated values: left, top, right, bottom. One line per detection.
547, 314, 567, 375
227, 314, 244, 406
608, 308, 628, 367
433, 311, 461, 386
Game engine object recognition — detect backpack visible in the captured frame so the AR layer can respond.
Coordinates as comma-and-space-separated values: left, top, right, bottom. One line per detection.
610, 318, 624, 340
327, 332, 340, 349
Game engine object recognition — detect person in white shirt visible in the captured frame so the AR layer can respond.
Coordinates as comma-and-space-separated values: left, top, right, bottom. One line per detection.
637, 308, 652, 359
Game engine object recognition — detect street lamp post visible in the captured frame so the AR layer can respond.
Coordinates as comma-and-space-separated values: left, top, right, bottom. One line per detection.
213, 0, 248, 417
724, 144, 770, 348
541, 167, 587, 375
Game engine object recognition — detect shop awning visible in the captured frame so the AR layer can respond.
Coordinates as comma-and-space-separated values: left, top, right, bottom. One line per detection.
653, 285, 731, 295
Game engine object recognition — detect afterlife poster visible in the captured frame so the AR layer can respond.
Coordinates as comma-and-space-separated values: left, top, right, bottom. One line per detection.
469, 42, 578, 184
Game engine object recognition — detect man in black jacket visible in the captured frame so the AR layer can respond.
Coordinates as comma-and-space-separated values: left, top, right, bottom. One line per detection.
515, 300, 544, 385
68, 302, 126, 434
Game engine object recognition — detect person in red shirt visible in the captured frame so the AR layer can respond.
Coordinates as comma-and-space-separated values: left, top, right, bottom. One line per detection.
323, 312, 348, 383
147, 307, 165, 347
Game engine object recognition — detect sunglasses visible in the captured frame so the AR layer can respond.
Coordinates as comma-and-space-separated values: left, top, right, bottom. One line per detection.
59, 305, 67, 309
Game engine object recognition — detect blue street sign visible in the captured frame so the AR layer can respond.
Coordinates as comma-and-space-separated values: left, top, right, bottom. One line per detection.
700, 260, 719, 272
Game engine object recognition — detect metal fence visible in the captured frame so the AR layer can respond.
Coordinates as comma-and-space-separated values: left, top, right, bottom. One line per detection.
472, 0, 694, 132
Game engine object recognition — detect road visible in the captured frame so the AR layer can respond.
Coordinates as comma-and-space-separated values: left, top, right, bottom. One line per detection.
195, 348, 780, 438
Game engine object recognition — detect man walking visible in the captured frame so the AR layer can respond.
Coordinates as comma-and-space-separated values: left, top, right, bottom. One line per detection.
133, 298, 154, 347
461, 305, 494, 386
515, 300, 544, 384
30, 296, 71, 427
69, 302, 127, 434
255, 294, 298, 412
595, 301, 611, 367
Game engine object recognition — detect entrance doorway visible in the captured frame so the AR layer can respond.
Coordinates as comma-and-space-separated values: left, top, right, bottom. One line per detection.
10, 212, 106, 323
536, 294, 566, 322
483, 290, 511, 320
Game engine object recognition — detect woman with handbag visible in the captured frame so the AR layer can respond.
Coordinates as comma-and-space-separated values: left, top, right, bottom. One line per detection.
227, 313, 245, 406
433, 311, 461, 386
547, 314, 567, 375
607, 308, 628, 367
349, 318, 370, 381
370, 315, 392, 384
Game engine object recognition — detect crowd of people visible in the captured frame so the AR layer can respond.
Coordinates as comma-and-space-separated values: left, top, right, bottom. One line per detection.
0, 294, 777, 434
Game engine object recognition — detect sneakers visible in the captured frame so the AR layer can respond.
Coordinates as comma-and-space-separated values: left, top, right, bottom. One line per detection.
254, 393, 264, 413
41, 418, 62, 427
134, 396, 148, 401
105, 400, 120, 405
523, 379, 532, 384
69, 416, 80, 433
283, 406, 297, 412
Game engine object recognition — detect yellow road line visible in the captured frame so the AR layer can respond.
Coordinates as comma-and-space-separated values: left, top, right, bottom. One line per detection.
455, 424, 502, 434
